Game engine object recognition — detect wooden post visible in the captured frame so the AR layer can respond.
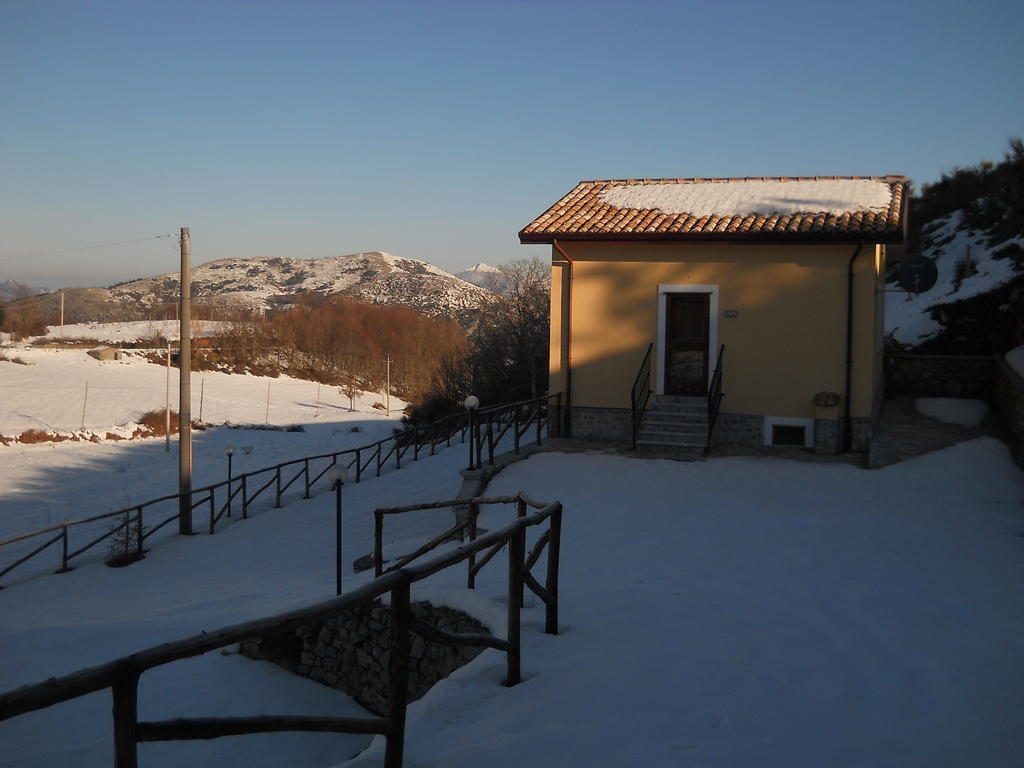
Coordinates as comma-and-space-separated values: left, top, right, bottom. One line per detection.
385, 579, 411, 768
136, 507, 144, 557
334, 479, 343, 596
487, 419, 494, 466
374, 511, 384, 578
355, 449, 362, 483
241, 475, 248, 519
545, 507, 561, 635
516, 497, 527, 519
112, 669, 140, 768
274, 467, 282, 508
80, 381, 89, 431
164, 342, 171, 453
506, 525, 525, 686
58, 525, 69, 572
467, 501, 479, 589
303, 459, 311, 499
208, 491, 215, 534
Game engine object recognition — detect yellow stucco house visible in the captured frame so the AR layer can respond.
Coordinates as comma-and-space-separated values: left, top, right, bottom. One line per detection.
519, 175, 908, 454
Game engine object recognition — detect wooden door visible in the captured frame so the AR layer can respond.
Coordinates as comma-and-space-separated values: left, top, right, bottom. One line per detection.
664, 293, 709, 396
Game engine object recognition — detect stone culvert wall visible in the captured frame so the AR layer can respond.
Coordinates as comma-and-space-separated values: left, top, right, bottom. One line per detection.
240, 600, 489, 716
885, 354, 996, 398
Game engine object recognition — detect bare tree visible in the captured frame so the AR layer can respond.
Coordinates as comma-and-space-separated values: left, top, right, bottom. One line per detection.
342, 381, 360, 412
469, 256, 549, 402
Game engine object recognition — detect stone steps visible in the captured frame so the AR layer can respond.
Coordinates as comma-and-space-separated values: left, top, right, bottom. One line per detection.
636, 395, 709, 454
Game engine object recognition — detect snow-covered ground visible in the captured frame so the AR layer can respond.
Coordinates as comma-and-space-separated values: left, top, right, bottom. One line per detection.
37, 319, 233, 342
0, 342, 406, 547
915, 397, 990, 426
1, 438, 1022, 766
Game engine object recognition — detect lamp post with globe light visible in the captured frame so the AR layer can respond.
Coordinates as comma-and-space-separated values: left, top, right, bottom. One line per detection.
464, 395, 479, 471
326, 464, 348, 595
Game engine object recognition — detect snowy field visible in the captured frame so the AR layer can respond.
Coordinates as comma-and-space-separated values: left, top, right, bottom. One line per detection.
0, 341, 406, 547
38, 319, 232, 342
1, 438, 1022, 767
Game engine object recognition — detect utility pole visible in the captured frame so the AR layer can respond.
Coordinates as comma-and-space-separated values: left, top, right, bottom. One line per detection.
59, 291, 64, 339
384, 356, 392, 416
178, 227, 192, 535
165, 341, 171, 452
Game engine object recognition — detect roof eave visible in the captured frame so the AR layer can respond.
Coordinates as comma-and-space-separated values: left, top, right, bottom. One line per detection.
519, 229, 906, 246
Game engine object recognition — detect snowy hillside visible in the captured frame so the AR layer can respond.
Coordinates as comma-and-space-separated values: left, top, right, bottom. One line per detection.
107, 251, 496, 324
886, 210, 1024, 347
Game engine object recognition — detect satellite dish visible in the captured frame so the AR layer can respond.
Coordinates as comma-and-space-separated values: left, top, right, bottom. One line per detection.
897, 256, 938, 294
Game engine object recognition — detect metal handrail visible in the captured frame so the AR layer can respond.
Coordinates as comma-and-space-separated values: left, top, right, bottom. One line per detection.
0, 394, 563, 587
630, 343, 654, 449
706, 344, 725, 455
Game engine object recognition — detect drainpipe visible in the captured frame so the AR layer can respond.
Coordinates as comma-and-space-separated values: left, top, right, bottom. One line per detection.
552, 239, 573, 437
843, 243, 866, 452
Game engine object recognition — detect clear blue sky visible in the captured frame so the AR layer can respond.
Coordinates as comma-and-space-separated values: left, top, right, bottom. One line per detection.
2, 0, 1022, 288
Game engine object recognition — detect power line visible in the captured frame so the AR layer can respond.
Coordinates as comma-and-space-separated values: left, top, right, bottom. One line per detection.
0, 233, 178, 263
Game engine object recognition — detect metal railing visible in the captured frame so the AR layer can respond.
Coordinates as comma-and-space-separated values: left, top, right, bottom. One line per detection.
0, 498, 564, 768
630, 343, 654, 449
0, 394, 563, 588
706, 344, 725, 455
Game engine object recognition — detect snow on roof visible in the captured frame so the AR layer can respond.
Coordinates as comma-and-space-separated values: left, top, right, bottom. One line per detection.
599, 178, 894, 217
519, 175, 908, 243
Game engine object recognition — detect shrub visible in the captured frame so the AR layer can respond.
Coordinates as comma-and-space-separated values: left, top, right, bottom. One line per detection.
138, 409, 178, 436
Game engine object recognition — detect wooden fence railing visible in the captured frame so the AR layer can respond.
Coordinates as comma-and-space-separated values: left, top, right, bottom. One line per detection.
0, 498, 564, 768
372, 493, 560, 632
0, 394, 562, 588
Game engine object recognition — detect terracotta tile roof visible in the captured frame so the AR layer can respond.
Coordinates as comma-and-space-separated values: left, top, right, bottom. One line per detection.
519, 176, 908, 244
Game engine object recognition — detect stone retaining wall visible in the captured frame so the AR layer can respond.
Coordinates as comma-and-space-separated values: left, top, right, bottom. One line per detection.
885, 354, 996, 398
993, 358, 1024, 456
240, 600, 489, 716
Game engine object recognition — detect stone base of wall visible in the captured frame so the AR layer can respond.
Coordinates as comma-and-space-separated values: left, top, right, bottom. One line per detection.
570, 407, 873, 452
814, 418, 840, 454
711, 413, 763, 446
569, 406, 632, 442
240, 600, 489, 717
714, 413, 872, 453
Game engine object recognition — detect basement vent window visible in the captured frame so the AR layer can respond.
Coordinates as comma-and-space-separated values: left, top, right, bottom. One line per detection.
763, 417, 814, 449
772, 425, 806, 446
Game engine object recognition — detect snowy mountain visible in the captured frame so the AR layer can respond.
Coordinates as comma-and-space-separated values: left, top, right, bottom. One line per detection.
456, 263, 507, 294
105, 252, 496, 324
0, 280, 49, 302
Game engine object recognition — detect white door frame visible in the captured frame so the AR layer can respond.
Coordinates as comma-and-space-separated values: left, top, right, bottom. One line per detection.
656, 284, 719, 396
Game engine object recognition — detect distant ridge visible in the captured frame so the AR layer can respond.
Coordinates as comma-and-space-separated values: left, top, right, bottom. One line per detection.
456, 263, 507, 294
103, 251, 496, 325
